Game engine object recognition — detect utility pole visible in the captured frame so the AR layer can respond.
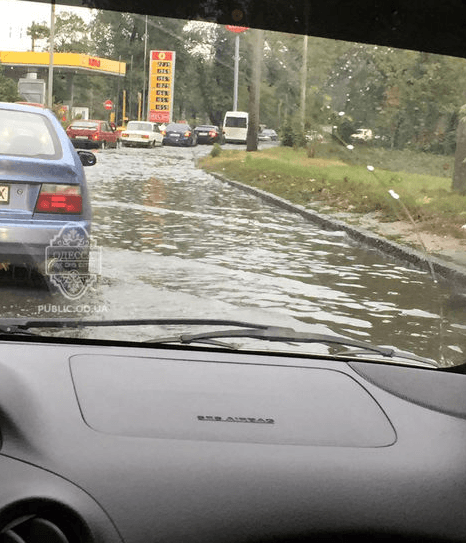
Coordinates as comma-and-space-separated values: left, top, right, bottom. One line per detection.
129, 55, 133, 120
300, 34, 308, 132
142, 15, 148, 120
47, 0, 55, 109
116, 54, 121, 125
246, 28, 263, 152
233, 34, 240, 110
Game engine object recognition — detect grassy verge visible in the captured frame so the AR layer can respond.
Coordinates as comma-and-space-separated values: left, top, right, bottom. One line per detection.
199, 144, 466, 239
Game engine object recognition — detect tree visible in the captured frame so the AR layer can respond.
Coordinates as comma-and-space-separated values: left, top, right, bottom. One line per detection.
324, 43, 466, 153
247, 28, 263, 151
0, 69, 20, 102
53, 11, 90, 53
26, 21, 49, 52
188, 23, 236, 125
452, 105, 466, 194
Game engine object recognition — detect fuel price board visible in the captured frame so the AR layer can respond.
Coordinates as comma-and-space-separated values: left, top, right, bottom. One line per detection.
148, 50, 175, 123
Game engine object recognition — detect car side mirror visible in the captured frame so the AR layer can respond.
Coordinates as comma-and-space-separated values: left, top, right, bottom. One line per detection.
77, 150, 97, 166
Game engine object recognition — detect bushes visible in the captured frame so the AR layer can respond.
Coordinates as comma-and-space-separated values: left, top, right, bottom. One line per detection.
280, 124, 307, 148
210, 143, 222, 157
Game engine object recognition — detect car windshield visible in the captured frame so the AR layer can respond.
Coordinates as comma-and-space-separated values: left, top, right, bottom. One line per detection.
1, 0, 466, 368
0, 108, 58, 156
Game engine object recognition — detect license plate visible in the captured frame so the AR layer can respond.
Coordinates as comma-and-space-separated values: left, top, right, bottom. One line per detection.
0, 185, 9, 204
199, 132, 208, 136
170, 134, 180, 138
75, 136, 89, 140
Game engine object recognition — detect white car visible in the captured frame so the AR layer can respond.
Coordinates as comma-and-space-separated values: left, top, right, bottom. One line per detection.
120, 121, 163, 148
350, 128, 373, 142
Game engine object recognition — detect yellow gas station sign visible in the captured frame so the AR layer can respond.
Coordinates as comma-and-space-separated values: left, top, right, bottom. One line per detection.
0, 51, 126, 76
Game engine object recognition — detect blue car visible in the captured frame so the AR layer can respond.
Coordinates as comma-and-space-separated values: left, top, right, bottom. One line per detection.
162, 122, 198, 146
0, 102, 95, 280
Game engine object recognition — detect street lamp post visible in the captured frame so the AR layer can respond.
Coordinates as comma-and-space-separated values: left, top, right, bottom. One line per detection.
226, 25, 248, 111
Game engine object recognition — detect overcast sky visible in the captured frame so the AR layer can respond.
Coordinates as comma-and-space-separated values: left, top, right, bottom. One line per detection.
0, 0, 93, 51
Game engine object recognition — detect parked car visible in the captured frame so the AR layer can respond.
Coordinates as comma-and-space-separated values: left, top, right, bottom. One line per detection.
120, 121, 164, 148
0, 101, 95, 277
258, 128, 279, 141
350, 128, 373, 142
162, 123, 198, 146
194, 124, 224, 144
66, 119, 119, 149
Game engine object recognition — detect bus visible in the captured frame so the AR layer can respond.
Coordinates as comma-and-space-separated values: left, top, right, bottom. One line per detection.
223, 111, 248, 143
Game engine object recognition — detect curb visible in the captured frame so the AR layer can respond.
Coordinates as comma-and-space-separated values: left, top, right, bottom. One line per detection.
210, 172, 466, 288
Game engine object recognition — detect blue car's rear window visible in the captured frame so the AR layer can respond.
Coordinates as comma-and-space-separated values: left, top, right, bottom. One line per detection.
0, 109, 61, 158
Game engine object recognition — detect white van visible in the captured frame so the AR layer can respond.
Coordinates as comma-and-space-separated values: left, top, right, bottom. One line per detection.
223, 111, 248, 143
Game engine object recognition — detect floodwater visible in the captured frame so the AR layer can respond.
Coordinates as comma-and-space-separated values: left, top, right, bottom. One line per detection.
2, 143, 466, 366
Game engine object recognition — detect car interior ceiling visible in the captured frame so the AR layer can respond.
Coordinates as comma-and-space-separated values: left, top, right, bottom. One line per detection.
27, 0, 466, 61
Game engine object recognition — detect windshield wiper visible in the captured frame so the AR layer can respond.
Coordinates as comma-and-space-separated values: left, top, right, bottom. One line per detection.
148, 326, 439, 367
0, 317, 439, 367
0, 317, 270, 333
0, 324, 38, 337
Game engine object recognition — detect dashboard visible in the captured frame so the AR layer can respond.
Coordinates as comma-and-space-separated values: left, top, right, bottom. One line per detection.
0, 339, 465, 542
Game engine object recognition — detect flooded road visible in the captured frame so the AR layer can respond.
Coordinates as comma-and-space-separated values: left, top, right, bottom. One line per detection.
2, 143, 466, 366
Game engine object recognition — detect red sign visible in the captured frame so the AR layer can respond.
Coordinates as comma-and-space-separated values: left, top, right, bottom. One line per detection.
149, 110, 170, 123
88, 57, 101, 67
226, 25, 248, 33
151, 51, 173, 61
104, 100, 113, 110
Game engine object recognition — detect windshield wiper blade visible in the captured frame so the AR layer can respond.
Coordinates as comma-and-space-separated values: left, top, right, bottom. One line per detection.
0, 318, 438, 367
153, 327, 392, 355
0, 324, 38, 337
0, 318, 270, 335
148, 326, 439, 367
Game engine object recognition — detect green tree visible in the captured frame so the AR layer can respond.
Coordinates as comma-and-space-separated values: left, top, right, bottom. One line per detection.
53, 11, 90, 53
26, 21, 49, 52
0, 69, 20, 102
325, 43, 466, 153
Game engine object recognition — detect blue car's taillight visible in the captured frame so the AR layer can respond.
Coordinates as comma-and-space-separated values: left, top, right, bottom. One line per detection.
35, 184, 83, 214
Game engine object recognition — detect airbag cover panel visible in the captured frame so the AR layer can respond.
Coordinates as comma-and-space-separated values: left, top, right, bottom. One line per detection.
70, 354, 395, 446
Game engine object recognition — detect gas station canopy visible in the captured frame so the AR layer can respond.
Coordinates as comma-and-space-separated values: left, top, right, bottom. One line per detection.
0, 51, 126, 77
